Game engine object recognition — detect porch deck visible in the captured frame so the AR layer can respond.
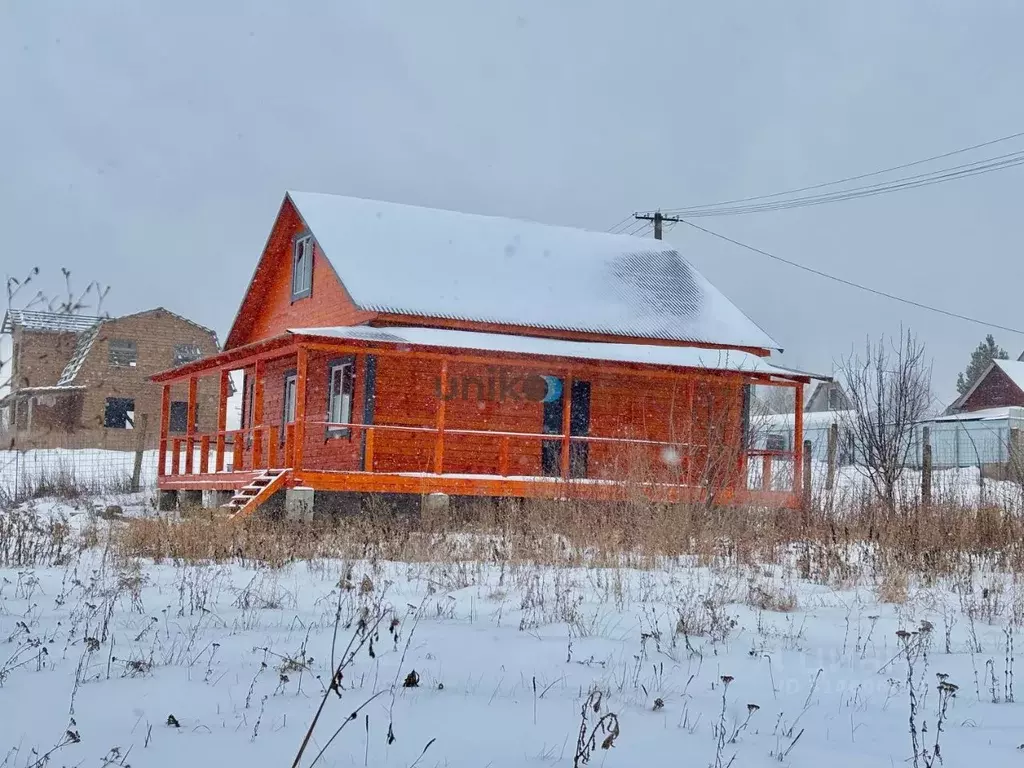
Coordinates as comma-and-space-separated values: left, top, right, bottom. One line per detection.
158, 420, 801, 508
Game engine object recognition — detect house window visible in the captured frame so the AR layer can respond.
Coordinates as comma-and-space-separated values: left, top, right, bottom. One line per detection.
169, 401, 189, 433
765, 433, 787, 452
327, 358, 355, 436
173, 343, 202, 367
109, 339, 137, 367
104, 397, 135, 429
283, 372, 298, 424
291, 234, 314, 300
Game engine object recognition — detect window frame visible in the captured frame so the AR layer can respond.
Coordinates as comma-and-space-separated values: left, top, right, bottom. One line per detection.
103, 397, 136, 429
326, 357, 356, 438
291, 233, 314, 301
108, 339, 138, 368
281, 369, 298, 441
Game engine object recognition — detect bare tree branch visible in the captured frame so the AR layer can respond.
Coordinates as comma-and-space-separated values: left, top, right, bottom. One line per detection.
837, 329, 932, 514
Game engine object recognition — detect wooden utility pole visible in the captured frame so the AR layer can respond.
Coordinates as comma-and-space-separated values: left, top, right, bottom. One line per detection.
634, 211, 682, 240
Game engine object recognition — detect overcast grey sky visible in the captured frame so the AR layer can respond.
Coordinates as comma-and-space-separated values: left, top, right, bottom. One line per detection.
3, 0, 1023, 406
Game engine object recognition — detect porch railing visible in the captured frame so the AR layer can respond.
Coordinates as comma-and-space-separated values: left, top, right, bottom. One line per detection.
160, 420, 797, 493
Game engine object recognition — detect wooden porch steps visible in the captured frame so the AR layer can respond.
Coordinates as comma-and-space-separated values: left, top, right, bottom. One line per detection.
222, 468, 291, 519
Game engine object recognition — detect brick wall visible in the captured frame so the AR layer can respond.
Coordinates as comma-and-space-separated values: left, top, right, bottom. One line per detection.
959, 366, 1024, 411
10, 327, 80, 389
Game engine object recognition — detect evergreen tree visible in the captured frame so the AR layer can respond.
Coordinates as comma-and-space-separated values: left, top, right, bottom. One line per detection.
956, 334, 1009, 395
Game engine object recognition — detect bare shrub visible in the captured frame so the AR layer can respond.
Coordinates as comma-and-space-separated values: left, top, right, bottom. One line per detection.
838, 329, 932, 514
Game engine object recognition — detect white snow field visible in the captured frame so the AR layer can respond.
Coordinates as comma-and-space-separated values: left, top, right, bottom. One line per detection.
3, 497, 1024, 767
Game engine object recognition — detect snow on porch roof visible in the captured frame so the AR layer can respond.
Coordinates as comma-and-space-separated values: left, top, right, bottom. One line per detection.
288, 326, 805, 379
286, 191, 781, 351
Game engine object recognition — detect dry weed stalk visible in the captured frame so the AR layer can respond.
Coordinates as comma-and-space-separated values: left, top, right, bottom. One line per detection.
573, 690, 620, 767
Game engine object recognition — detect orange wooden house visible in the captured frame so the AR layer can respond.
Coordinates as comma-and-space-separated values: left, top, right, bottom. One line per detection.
153, 192, 811, 516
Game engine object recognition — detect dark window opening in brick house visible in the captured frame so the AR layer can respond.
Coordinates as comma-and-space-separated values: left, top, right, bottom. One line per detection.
173, 343, 202, 367
109, 339, 137, 367
104, 397, 135, 429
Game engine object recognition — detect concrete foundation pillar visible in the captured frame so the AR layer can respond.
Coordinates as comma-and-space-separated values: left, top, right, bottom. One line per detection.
202, 489, 234, 509
285, 487, 315, 522
421, 492, 450, 522
158, 489, 178, 512
179, 490, 203, 509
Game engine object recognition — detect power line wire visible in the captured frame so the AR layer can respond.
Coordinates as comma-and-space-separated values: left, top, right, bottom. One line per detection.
658, 150, 1024, 218
607, 214, 635, 233
660, 128, 1024, 213
678, 219, 1024, 336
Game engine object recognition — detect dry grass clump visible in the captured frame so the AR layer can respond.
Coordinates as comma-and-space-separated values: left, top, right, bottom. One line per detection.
0, 507, 74, 567
746, 578, 798, 613
108, 489, 1024, 591
876, 566, 910, 605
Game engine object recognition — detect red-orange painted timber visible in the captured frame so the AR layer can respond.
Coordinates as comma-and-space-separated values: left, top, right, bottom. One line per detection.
151, 192, 811, 509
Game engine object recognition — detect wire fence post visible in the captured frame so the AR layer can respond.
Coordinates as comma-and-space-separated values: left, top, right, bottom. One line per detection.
921, 426, 932, 507
131, 414, 149, 492
801, 439, 813, 522
825, 423, 838, 492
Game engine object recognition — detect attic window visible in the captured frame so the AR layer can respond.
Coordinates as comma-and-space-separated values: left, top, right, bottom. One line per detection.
109, 339, 137, 367
292, 234, 314, 300
173, 343, 202, 366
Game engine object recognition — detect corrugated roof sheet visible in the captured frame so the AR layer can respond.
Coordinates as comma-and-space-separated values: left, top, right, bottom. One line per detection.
288, 325, 799, 378
286, 192, 780, 351
2, 309, 104, 334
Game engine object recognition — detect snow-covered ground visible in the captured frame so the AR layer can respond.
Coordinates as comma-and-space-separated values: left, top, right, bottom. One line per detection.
3, 499, 1024, 767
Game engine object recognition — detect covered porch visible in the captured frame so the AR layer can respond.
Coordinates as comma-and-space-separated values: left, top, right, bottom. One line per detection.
152, 328, 811, 514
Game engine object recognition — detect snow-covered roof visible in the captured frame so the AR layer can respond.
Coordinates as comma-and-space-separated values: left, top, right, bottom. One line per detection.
930, 406, 1024, 423
285, 191, 780, 351
2, 309, 104, 334
948, 358, 1024, 412
994, 359, 1024, 394
288, 325, 803, 378
760, 410, 855, 429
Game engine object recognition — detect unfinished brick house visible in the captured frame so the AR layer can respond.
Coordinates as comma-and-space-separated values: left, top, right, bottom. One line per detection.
1, 308, 221, 449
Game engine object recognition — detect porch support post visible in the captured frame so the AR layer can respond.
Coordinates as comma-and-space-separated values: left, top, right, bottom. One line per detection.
158, 384, 171, 477
293, 346, 308, 472
560, 373, 573, 480
253, 359, 265, 469
793, 382, 804, 495
184, 376, 198, 474
215, 369, 229, 472
434, 359, 447, 474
